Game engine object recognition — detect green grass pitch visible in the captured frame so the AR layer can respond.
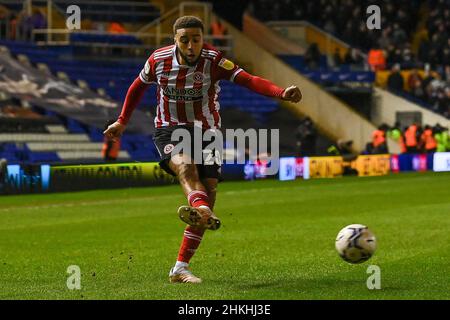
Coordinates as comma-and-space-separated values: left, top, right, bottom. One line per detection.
0, 172, 449, 300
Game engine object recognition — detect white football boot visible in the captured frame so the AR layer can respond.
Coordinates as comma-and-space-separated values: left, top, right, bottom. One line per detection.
169, 266, 202, 284
178, 205, 221, 231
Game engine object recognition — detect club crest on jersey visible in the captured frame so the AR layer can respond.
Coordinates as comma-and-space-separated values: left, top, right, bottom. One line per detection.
218, 58, 234, 70
193, 72, 204, 83
164, 144, 175, 154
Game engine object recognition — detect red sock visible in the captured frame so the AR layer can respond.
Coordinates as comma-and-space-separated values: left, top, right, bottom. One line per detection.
187, 190, 210, 208
177, 226, 205, 263
176, 190, 210, 263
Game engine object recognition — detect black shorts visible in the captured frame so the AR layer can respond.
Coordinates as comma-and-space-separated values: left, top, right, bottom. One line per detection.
153, 125, 222, 180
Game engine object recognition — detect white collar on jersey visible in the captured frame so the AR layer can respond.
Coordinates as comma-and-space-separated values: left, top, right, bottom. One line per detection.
173, 45, 203, 68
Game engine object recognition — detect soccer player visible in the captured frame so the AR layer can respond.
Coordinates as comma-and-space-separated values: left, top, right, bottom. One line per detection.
103, 16, 302, 283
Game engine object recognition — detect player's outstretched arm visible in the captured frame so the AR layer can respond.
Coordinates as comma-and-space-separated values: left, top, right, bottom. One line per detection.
103, 77, 150, 140
233, 70, 302, 103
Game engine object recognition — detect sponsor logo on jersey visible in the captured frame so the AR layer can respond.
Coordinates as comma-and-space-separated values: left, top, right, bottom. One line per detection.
218, 58, 235, 71
162, 86, 203, 101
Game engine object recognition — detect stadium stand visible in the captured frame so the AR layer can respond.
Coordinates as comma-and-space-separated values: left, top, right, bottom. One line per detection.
53, 0, 161, 23
69, 33, 143, 46
0, 38, 279, 123
246, 0, 450, 119
0, 103, 133, 164
0, 117, 133, 164
1, 0, 160, 25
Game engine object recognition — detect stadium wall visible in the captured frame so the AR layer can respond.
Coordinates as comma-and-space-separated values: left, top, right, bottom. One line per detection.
0, 162, 247, 195
242, 14, 305, 55
372, 88, 450, 128
220, 17, 400, 153
3, 153, 446, 194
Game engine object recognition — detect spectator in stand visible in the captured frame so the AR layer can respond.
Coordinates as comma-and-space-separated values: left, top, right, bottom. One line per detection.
295, 116, 317, 156
108, 22, 126, 34
408, 70, 422, 90
434, 86, 448, 115
17, 11, 31, 40
444, 65, 450, 84
210, 17, 228, 47
371, 125, 388, 154
385, 44, 401, 66
427, 34, 442, 69
304, 43, 321, 70
8, 13, 17, 40
344, 48, 365, 69
391, 22, 408, 47
419, 125, 437, 153
368, 45, 386, 71
418, 36, 431, 65
435, 24, 448, 53
377, 26, 392, 51
407, 69, 426, 100
92, 21, 106, 32
442, 87, 450, 118
388, 122, 406, 154
434, 124, 449, 152
328, 140, 359, 176
422, 66, 435, 91
404, 123, 421, 153
402, 45, 415, 69
0, 5, 10, 39
328, 140, 355, 158
387, 64, 404, 93
29, 8, 47, 41
441, 47, 450, 68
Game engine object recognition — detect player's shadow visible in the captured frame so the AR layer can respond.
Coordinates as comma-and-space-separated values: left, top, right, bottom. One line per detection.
223, 277, 406, 295
234, 278, 363, 290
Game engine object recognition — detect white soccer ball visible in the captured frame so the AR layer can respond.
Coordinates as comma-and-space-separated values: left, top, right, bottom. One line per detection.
335, 224, 376, 264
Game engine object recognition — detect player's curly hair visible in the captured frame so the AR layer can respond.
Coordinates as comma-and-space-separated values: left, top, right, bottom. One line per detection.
173, 16, 204, 34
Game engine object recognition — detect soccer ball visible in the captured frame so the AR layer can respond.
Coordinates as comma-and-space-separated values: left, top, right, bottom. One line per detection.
335, 224, 376, 264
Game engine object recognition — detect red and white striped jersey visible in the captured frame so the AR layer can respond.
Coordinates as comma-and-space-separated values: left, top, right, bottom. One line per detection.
139, 43, 243, 129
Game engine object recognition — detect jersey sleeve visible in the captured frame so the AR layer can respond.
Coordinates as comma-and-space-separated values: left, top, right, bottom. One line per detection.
117, 53, 155, 126
139, 53, 157, 84
213, 53, 244, 82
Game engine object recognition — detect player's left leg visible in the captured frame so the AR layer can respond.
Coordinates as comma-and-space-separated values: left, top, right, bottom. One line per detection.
170, 167, 221, 284
167, 128, 222, 283
168, 156, 219, 283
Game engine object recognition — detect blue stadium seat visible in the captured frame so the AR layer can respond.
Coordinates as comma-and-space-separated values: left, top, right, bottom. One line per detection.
28, 152, 60, 163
